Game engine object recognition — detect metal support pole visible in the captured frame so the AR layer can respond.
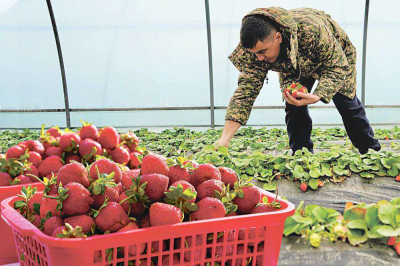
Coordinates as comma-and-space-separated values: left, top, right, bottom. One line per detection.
361, 0, 370, 105
46, 0, 71, 128
205, 0, 215, 129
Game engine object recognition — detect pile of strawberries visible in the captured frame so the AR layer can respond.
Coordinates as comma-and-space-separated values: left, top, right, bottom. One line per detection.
283, 82, 308, 98
12, 133, 282, 264
0, 122, 142, 187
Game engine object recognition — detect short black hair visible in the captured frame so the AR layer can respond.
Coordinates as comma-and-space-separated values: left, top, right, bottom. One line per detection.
240, 15, 278, 49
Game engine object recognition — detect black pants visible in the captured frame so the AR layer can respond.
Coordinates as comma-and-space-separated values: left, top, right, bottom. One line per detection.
285, 78, 381, 154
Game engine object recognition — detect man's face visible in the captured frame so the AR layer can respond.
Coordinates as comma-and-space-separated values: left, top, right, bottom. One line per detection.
248, 31, 282, 63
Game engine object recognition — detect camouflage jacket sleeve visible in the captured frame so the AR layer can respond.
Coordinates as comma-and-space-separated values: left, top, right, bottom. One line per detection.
312, 22, 349, 103
226, 45, 268, 125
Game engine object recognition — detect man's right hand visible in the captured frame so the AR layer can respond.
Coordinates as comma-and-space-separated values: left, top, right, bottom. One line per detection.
217, 120, 242, 148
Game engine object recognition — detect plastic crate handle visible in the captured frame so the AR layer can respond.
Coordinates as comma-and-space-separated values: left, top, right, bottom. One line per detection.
1, 197, 35, 237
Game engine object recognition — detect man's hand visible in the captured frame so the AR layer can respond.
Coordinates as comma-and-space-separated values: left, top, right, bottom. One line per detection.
283, 91, 321, 106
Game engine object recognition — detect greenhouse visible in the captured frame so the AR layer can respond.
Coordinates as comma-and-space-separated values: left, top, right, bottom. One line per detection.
0, 0, 399, 265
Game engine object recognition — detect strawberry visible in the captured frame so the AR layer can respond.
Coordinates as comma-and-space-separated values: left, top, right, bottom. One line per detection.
284, 88, 291, 94
290, 83, 297, 89
89, 158, 122, 183
6, 145, 25, 159
141, 154, 169, 176
61, 182, 94, 216
42, 216, 64, 236
140, 173, 169, 202
150, 202, 182, 226
299, 87, 308, 93
395, 175, 400, 182
384, 137, 390, 140
190, 197, 225, 221
169, 180, 197, 203
140, 214, 151, 228
164, 182, 198, 219
0, 172, 12, 186
218, 167, 238, 188
95, 201, 129, 232
15, 175, 34, 184
167, 157, 197, 185
388, 237, 396, 246
292, 89, 299, 98
92, 185, 120, 209
120, 132, 139, 151
118, 192, 146, 217
46, 126, 62, 138
394, 241, 400, 256
38, 155, 63, 177
174, 235, 204, 262
128, 152, 142, 169
27, 151, 42, 167
191, 163, 221, 188
117, 222, 146, 256
79, 120, 99, 140
31, 214, 41, 228
98, 127, 120, 150
39, 124, 57, 149
52, 223, 87, 238
226, 211, 237, 217
57, 162, 90, 188
23, 165, 39, 181
65, 154, 82, 164
51, 226, 66, 237
184, 160, 199, 168
214, 231, 235, 258
64, 215, 95, 234
196, 179, 224, 200
161, 254, 180, 265
300, 183, 308, 192
79, 138, 102, 162
121, 169, 140, 190
21, 140, 45, 156
318, 179, 324, 187
59, 132, 81, 152
232, 186, 261, 214
91, 174, 120, 209
45, 147, 62, 158
28, 191, 43, 213
110, 146, 130, 165
40, 197, 61, 218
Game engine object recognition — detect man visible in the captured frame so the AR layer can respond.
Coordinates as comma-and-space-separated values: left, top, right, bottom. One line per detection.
218, 7, 381, 154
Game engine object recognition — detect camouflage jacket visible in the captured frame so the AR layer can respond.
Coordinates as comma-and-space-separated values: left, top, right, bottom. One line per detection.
226, 7, 357, 125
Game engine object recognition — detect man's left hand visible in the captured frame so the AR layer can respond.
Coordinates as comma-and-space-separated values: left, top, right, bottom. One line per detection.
283, 91, 321, 107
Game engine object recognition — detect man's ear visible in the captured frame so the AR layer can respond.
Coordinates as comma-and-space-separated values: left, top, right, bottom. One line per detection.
276, 32, 282, 44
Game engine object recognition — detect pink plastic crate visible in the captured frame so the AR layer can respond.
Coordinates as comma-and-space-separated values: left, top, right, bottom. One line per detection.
0, 183, 45, 264
1, 187, 294, 266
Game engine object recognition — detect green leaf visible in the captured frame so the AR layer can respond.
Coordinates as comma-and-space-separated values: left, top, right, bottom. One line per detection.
262, 182, 277, 191
378, 204, 398, 226
347, 228, 368, 246
203, 145, 215, 154
309, 168, 321, 178
365, 206, 381, 230
309, 179, 319, 190
344, 207, 366, 221
376, 225, 400, 237
347, 219, 368, 230
312, 206, 327, 223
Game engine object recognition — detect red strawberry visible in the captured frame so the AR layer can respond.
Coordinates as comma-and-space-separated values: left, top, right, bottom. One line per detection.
191, 164, 221, 188
121, 169, 140, 190
28, 191, 43, 213
292, 89, 299, 98
27, 151, 42, 167
0, 172, 12, 186
141, 154, 169, 176
120, 132, 140, 151
384, 137, 390, 140
98, 127, 120, 150
46, 127, 62, 138
89, 159, 122, 183
128, 152, 141, 169
40, 197, 61, 218
218, 167, 238, 188
117, 222, 146, 256
62, 182, 94, 216
251, 203, 279, 214
64, 215, 95, 234
232, 186, 261, 214
190, 197, 225, 221
65, 154, 82, 164
51, 226, 66, 237
23, 165, 39, 181
57, 162, 90, 188
168, 165, 192, 185
318, 180, 324, 187
290, 83, 297, 89
184, 160, 199, 168
149, 202, 182, 226
118, 192, 146, 218
169, 180, 197, 203
196, 179, 224, 200
78, 138, 102, 160
45, 147, 62, 158
299, 87, 308, 93
59, 132, 81, 152
394, 241, 400, 256
140, 173, 169, 202
300, 183, 308, 192
93, 186, 119, 209
161, 254, 180, 265
140, 214, 151, 228
15, 175, 34, 184
226, 211, 237, 217
6, 145, 25, 159
95, 201, 129, 232
79, 121, 99, 140
31, 214, 41, 228
21, 140, 45, 156
284, 88, 291, 94
38, 156, 63, 177
43, 216, 64, 236
388, 237, 396, 246
395, 175, 400, 182
110, 146, 130, 165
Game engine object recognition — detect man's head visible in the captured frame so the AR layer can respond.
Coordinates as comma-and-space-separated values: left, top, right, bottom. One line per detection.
240, 15, 282, 63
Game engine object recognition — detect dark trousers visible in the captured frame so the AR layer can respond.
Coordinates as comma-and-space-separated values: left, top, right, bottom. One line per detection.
285, 78, 381, 154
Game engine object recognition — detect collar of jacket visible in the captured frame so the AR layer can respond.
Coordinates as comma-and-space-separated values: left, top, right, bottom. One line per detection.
244, 7, 298, 70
